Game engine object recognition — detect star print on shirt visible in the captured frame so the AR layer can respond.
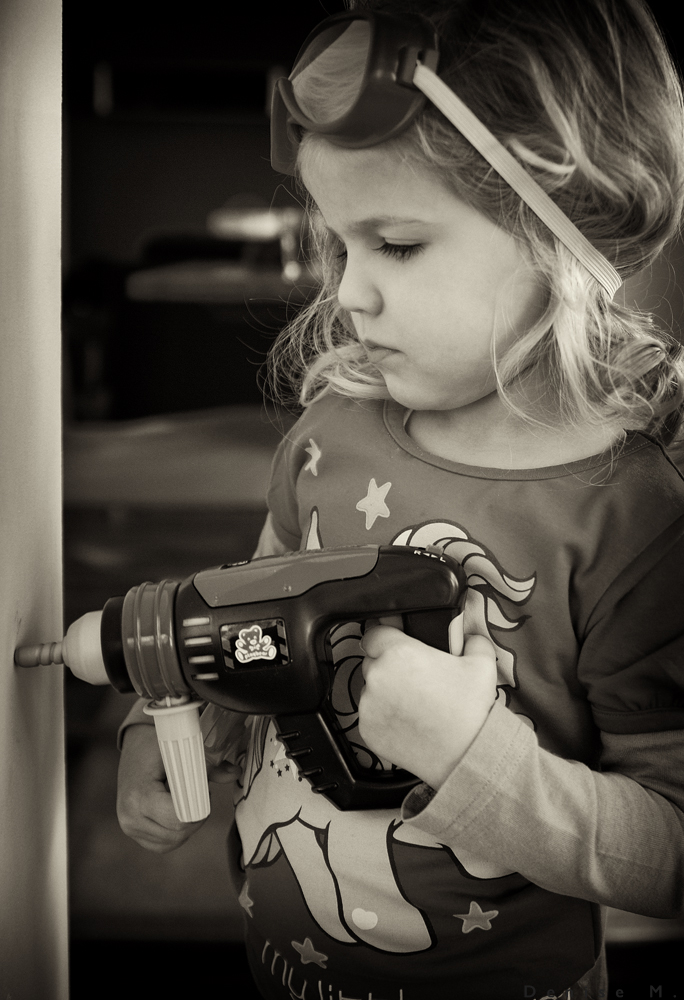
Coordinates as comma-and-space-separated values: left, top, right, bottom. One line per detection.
269, 760, 291, 776
291, 937, 328, 968
356, 478, 392, 530
453, 900, 499, 933
268, 738, 298, 781
304, 438, 322, 476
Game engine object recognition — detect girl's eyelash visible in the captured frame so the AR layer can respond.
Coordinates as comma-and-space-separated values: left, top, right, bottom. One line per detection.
374, 242, 424, 260
335, 243, 424, 262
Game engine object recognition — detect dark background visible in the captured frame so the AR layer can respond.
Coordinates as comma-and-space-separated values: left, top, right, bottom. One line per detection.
63, 0, 347, 422
61, 0, 684, 422
64, 0, 348, 271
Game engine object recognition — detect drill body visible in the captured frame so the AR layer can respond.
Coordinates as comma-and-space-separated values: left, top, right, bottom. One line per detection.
17, 544, 467, 813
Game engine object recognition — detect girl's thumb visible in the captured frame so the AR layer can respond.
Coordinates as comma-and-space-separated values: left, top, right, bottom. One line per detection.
462, 633, 497, 662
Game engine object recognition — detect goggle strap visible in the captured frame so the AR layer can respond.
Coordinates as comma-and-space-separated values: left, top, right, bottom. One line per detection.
413, 64, 622, 298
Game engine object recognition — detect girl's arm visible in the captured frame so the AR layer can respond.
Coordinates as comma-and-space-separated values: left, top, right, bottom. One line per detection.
116, 512, 294, 851
402, 700, 684, 917
365, 517, 684, 917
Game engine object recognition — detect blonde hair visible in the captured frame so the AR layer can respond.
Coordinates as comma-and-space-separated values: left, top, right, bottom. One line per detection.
268, 0, 684, 441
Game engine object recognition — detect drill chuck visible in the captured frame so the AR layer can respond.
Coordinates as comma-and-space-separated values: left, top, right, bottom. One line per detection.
15, 583, 208, 823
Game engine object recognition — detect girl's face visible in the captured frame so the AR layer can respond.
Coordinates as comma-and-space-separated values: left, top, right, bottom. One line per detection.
300, 141, 545, 414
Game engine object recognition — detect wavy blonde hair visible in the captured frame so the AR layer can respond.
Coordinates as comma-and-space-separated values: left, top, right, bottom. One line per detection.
268, 0, 684, 441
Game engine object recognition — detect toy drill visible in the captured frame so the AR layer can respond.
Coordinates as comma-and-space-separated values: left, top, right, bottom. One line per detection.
15, 544, 466, 818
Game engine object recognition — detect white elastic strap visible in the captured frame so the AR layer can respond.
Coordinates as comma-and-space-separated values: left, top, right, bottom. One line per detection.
413, 63, 622, 299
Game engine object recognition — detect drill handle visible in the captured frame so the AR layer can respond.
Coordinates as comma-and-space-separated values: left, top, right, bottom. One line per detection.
276, 605, 466, 811
143, 699, 211, 823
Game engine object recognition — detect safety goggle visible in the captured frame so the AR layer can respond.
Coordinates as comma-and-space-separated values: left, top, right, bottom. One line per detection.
270, 10, 621, 299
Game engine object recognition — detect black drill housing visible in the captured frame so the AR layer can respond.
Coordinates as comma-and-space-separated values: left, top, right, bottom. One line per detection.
102, 544, 467, 810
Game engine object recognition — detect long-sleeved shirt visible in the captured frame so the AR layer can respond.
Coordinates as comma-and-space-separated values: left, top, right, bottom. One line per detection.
120, 393, 684, 999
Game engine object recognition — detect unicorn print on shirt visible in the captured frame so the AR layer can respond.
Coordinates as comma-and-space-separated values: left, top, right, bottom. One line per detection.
233, 510, 536, 954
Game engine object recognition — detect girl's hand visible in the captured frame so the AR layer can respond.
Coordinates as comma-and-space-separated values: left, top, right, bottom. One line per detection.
117, 725, 238, 852
117, 725, 205, 852
359, 626, 498, 790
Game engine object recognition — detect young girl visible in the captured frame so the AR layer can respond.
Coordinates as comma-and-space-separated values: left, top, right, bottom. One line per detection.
117, 1, 684, 997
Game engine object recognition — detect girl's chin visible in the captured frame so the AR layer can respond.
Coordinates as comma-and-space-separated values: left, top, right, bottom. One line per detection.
381, 371, 497, 414
381, 378, 459, 413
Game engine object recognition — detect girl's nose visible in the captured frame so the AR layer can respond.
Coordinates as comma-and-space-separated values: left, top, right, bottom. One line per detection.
337, 253, 383, 316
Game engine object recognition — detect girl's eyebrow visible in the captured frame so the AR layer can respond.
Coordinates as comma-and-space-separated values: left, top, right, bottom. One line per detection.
323, 215, 430, 238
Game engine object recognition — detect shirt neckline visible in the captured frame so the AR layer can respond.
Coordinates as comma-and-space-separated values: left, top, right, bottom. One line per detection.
383, 399, 648, 482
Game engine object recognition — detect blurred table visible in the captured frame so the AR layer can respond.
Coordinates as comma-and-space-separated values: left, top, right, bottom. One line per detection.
64, 403, 291, 507
125, 260, 315, 304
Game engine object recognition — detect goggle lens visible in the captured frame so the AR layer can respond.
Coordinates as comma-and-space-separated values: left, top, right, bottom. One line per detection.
291, 19, 371, 125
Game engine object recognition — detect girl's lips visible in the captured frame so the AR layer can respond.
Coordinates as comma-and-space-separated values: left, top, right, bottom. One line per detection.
363, 343, 398, 365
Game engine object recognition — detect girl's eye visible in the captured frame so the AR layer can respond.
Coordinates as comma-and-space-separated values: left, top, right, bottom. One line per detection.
334, 242, 423, 263
374, 242, 424, 261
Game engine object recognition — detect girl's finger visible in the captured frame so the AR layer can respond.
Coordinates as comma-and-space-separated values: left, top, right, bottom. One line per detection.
360, 623, 405, 657
462, 633, 497, 662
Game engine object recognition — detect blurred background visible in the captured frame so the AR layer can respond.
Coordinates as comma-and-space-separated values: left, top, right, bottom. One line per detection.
61, 1, 684, 996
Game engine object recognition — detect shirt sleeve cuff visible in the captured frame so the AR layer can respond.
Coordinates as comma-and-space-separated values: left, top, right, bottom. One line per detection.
116, 697, 153, 750
401, 694, 531, 833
